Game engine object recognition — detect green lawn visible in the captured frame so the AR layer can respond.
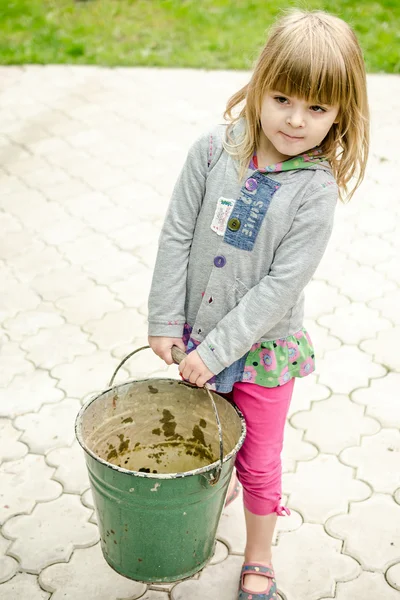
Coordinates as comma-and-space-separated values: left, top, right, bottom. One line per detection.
1, 0, 399, 73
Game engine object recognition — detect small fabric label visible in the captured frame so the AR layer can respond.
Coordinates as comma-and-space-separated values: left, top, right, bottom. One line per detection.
211, 197, 235, 236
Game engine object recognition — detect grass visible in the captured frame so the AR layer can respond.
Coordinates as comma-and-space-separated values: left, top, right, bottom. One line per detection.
0, 0, 399, 73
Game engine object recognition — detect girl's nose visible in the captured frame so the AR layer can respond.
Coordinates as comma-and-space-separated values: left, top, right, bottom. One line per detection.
286, 111, 305, 128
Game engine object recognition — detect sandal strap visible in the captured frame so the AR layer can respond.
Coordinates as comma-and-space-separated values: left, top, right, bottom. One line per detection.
241, 563, 275, 578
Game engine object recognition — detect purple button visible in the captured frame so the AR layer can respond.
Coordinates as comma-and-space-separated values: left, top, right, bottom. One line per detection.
245, 177, 258, 191
214, 255, 226, 268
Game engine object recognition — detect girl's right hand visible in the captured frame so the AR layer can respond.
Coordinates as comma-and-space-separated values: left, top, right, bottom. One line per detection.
148, 335, 186, 366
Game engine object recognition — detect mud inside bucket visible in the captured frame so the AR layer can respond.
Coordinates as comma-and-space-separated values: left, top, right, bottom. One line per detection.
76, 377, 246, 583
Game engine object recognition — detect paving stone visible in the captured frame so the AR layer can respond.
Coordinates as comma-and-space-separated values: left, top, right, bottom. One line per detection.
109, 267, 153, 309
281, 422, 318, 472
107, 181, 166, 221
0, 173, 29, 195
83, 308, 147, 350
135, 242, 159, 270
3, 303, 64, 341
290, 395, 380, 454
370, 289, 400, 325
356, 207, 397, 235
320, 571, 400, 600
116, 345, 173, 381
0, 187, 46, 219
10, 199, 70, 235
0, 534, 18, 584
0, 573, 50, 599
352, 373, 400, 428
0, 418, 28, 463
387, 562, 400, 591
45, 440, 90, 495
376, 256, 400, 286
303, 319, 341, 358
326, 494, 400, 570
0, 282, 41, 321
21, 324, 96, 369
82, 248, 140, 284
39, 543, 146, 600
20, 165, 71, 189
171, 555, 244, 600
81, 487, 94, 509
149, 584, 175, 594
0, 370, 64, 418
108, 221, 160, 252
304, 280, 349, 320
31, 265, 94, 302
81, 488, 97, 525
72, 162, 132, 193
135, 592, 169, 600
273, 523, 360, 600
313, 247, 353, 287
0, 454, 62, 523
51, 352, 129, 398
41, 179, 90, 205
317, 345, 386, 395
3, 494, 99, 573
55, 284, 123, 326
0, 263, 19, 292
347, 235, 395, 267
283, 454, 371, 522
287, 373, 330, 419
0, 230, 38, 261
340, 428, 400, 494
80, 205, 134, 236
0, 211, 22, 233
361, 327, 400, 371
217, 487, 245, 553
0, 341, 34, 387
318, 303, 392, 345
14, 398, 81, 453
7, 244, 69, 284
331, 264, 396, 303
209, 540, 229, 565
217, 487, 302, 553
58, 231, 116, 264
24, 137, 71, 157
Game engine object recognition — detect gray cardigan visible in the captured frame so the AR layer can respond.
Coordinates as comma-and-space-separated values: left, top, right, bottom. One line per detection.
148, 122, 338, 377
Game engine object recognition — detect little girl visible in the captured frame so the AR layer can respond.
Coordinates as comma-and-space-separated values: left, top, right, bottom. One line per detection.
148, 9, 369, 599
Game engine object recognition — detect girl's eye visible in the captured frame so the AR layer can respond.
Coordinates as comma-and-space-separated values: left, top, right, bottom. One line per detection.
274, 96, 289, 104
310, 105, 326, 113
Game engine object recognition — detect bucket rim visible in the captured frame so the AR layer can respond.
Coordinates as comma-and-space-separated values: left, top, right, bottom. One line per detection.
75, 377, 247, 480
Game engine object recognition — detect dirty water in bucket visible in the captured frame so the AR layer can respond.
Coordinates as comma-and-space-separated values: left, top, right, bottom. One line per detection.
99, 407, 217, 473
80, 379, 238, 475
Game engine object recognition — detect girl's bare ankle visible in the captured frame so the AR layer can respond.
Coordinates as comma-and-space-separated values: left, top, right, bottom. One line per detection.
244, 551, 273, 566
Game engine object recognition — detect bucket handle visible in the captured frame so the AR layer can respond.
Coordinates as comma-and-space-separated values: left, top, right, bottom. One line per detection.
108, 345, 223, 486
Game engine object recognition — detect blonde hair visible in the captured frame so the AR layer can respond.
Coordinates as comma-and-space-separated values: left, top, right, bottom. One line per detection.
224, 9, 369, 202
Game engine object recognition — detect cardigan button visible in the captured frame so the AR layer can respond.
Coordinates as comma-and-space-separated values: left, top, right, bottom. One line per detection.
245, 177, 258, 191
228, 217, 241, 231
214, 255, 226, 268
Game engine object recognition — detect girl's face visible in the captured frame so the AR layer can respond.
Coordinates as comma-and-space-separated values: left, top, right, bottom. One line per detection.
259, 90, 340, 159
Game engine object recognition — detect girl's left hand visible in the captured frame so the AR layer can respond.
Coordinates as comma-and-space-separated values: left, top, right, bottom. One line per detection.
179, 350, 214, 388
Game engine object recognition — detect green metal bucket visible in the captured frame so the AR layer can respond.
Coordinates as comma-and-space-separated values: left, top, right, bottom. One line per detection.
75, 346, 246, 583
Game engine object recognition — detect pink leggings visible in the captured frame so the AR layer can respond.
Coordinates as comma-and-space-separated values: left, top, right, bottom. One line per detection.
225, 378, 295, 516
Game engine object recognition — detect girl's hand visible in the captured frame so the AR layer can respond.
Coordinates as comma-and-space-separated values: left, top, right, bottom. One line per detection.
148, 335, 186, 365
179, 350, 214, 388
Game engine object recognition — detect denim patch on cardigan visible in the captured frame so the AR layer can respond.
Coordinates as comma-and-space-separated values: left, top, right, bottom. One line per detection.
223, 174, 281, 251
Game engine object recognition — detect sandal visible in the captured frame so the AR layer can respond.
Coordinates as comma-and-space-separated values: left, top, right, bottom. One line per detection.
238, 563, 278, 600
224, 473, 240, 508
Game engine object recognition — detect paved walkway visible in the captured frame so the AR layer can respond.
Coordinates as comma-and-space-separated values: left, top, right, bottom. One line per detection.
0, 66, 399, 600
